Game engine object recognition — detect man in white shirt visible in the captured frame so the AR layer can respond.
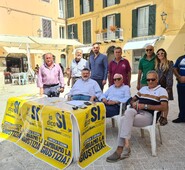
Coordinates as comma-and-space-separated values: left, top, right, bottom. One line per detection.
100, 74, 131, 117
69, 68, 102, 102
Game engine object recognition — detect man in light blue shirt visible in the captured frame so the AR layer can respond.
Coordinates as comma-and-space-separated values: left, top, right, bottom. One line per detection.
67, 49, 89, 87
69, 68, 102, 102
100, 74, 131, 117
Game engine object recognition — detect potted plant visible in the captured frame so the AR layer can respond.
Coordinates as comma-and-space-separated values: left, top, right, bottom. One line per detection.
95, 29, 99, 34
110, 25, 117, 32
101, 28, 107, 33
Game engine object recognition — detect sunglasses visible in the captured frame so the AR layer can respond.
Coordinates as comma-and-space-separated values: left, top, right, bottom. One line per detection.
113, 78, 121, 81
146, 78, 156, 82
146, 49, 153, 52
157, 52, 164, 56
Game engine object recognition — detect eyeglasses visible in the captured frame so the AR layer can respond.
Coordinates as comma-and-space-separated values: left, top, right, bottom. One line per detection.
146, 49, 153, 52
113, 78, 122, 81
157, 53, 164, 56
146, 78, 156, 82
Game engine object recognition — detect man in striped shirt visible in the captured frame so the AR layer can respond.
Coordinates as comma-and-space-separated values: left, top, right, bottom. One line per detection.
106, 70, 168, 162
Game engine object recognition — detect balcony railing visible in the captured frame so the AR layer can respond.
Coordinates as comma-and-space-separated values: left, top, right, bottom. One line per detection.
96, 28, 123, 42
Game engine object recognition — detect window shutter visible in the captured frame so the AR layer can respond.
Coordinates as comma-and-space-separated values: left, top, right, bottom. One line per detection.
102, 16, 107, 29
83, 20, 91, 44
90, 0, 94, 12
103, 0, 107, 8
67, 0, 74, 18
73, 24, 78, 39
67, 25, 72, 39
148, 5, 156, 35
132, 9, 138, 38
42, 19, 52, 38
80, 0, 83, 14
115, 0, 120, 4
115, 13, 120, 28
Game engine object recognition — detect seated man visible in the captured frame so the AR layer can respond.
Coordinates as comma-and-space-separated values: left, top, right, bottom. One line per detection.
69, 68, 102, 102
106, 70, 168, 162
100, 74, 131, 117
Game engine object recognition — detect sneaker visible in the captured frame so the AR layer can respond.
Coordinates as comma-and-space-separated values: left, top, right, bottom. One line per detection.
120, 147, 131, 159
172, 118, 185, 123
106, 151, 121, 163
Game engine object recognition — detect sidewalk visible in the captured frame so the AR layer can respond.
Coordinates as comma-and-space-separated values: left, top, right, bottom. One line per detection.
1, 75, 185, 170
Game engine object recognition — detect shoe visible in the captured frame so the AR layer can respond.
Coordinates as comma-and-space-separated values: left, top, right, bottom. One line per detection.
159, 116, 168, 126
106, 147, 131, 163
120, 147, 131, 159
172, 118, 185, 123
106, 151, 121, 163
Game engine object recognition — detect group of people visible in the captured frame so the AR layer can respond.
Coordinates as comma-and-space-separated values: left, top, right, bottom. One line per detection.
35, 42, 185, 163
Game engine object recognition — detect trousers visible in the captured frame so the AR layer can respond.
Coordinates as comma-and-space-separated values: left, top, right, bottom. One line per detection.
117, 108, 153, 146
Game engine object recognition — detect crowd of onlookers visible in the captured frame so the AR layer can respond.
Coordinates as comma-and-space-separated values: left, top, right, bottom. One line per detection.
35, 42, 185, 163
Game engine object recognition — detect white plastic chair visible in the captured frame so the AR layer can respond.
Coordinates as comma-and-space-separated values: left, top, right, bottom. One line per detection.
111, 102, 127, 132
138, 110, 162, 156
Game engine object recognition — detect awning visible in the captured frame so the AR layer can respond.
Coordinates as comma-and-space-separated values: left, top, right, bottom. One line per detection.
74, 46, 92, 54
123, 38, 159, 50
0, 34, 83, 50
3, 47, 43, 54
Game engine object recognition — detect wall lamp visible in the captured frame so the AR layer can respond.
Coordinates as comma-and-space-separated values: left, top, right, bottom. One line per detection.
161, 11, 168, 29
37, 28, 42, 37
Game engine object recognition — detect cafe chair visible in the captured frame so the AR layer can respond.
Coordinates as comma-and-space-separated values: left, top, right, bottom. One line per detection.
11, 74, 19, 85
20, 72, 28, 85
138, 110, 162, 156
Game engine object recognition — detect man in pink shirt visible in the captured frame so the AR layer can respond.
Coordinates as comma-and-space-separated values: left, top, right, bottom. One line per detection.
37, 53, 65, 97
108, 47, 131, 87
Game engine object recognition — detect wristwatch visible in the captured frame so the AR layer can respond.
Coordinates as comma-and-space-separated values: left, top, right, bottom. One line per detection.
144, 104, 148, 110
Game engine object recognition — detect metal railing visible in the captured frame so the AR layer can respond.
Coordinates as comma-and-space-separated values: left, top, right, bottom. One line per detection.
96, 28, 123, 42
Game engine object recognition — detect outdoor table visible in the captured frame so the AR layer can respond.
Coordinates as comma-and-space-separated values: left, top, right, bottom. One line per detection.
0, 95, 110, 169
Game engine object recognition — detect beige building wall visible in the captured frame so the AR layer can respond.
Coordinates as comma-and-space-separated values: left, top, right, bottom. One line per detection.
67, 0, 185, 70
0, 0, 66, 68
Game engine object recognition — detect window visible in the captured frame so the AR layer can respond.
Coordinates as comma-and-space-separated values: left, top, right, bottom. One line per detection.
80, 0, 94, 14
59, 0, 64, 18
67, 0, 74, 18
42, 19, 52, 38
83, 20, 91, 44
42, 0, 50, 2
67, 24, 78, 39
59, 26, 65, 38
103, 0, 120, 8
132, 5, 156, 37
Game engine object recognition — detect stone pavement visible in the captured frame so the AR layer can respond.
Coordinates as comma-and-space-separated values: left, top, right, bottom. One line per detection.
1, 75, 185, 170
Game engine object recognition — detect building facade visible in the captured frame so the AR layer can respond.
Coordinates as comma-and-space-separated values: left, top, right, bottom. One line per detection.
66, 0, 185, 73
0, 0, 67, 73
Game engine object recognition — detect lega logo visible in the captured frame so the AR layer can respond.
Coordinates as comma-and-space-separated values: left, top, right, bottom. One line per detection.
122, 64, 126, 68
180, 58, 185, 65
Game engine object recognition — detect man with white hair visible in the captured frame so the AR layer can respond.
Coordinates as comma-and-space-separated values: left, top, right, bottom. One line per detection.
69, 68, 102, 102
67, 49, 89, 87
100, 73, 131, 117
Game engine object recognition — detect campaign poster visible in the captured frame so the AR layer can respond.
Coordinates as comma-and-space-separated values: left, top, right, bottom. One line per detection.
16, 101, 44, 154
72, 102, 111, 169
0, 97, 28, 141
35, 105, 73, 170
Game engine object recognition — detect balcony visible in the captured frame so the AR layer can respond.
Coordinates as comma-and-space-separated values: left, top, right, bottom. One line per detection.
96, 28, 123, 43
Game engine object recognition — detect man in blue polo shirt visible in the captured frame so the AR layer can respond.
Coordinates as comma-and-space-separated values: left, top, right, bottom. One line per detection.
172, 55, 185, 123
89, 43, 108, 91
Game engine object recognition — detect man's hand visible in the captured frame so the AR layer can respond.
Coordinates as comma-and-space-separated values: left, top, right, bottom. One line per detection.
102, 80, 106, 86
59, 87, 64, 93
107, 100, 117, 105
67, 80, 70, 86
178, 76, 185, 83
102, 98, 108, 104
40, 87, 44, 96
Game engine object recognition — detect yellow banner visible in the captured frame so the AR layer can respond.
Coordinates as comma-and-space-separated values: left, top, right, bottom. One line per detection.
0, 96, 28, 141
72, 102, 111, 169
35, 105, 73, 169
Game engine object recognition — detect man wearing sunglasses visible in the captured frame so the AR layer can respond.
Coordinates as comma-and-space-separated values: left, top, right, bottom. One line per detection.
137, 45, 156, 90
100, 74, 131, 117
106, 70, 168, 162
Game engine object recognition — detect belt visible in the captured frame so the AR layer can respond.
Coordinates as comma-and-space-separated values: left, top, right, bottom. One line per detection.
43, 83, 59, 88
72, 76, 81, 78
